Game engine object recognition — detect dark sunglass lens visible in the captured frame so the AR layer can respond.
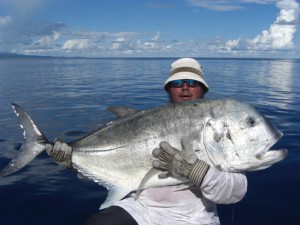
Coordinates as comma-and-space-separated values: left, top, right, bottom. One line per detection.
189, 80, 199, 87
170, 79, 200, 88
171, 80, 184, 87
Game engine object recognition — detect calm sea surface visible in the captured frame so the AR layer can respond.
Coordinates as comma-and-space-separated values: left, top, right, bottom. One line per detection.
0, 57, 299, 225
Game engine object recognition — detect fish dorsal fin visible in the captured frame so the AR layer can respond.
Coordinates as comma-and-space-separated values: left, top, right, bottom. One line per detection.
134, 168, 160, 200
107, 106, 138, 118
99, 186, 131, 209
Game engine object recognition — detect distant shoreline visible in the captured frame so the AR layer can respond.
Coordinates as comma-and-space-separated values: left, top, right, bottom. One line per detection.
0, 52, 298, 60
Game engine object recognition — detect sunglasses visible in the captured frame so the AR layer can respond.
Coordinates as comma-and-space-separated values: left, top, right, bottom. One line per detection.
169, 79, 201, 88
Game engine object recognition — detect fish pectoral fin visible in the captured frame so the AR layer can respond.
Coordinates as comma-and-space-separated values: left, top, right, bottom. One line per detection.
99, 186, 131, 210
173, 182, 194, 192
134, 168, 160, 200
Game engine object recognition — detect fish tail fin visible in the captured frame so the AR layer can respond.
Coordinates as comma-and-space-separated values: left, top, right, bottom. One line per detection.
0, 103, 48, 176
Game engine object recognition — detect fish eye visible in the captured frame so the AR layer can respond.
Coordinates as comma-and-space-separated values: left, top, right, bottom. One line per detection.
247, 117, 256, 127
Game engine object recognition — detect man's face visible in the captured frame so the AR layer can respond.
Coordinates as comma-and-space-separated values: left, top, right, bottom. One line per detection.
169, 82, 205, 103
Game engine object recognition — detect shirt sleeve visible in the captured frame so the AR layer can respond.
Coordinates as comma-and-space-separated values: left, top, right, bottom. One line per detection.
200, 166, 247, 204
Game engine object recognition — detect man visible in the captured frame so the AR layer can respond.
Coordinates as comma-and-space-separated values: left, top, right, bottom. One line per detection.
47, 58, 247, 225
163, 57, 208, 103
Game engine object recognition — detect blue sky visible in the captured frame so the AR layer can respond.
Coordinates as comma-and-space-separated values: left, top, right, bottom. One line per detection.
0, 0, 299, 58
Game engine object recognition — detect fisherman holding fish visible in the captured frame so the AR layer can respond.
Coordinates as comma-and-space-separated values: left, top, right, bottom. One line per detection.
1, 56, 287, 224
48, 58, 248, 225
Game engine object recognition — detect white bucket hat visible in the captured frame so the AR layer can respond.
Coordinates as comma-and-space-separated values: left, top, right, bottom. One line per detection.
164, 58, 209, 93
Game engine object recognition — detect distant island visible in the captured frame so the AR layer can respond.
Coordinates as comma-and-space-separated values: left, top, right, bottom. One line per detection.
0, 52, 54, 59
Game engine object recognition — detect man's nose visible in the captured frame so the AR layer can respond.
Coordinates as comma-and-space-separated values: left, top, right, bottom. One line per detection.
182, 82, 189, 89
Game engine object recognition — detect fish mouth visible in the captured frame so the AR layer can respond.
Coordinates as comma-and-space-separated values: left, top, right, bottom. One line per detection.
254, 130, 283, 159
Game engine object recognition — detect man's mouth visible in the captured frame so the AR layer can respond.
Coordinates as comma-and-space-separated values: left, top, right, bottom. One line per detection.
180, 94, 192, 101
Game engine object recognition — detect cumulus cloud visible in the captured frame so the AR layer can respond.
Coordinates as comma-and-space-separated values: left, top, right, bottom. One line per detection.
143, 32, 161, 49
250, 0, 299, 49
1, 0, 298, 57
62, 39, 91, 50
222, 0, 299, 54
276, 0, 299, 23
111, 36, 126, 50
34, 31, 60, 49
0, 0, 65, 51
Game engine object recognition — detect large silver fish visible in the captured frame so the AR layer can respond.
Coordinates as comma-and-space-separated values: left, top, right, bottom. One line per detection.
0, 99, 287, 209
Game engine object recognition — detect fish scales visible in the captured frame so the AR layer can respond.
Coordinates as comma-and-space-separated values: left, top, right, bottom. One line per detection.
71, 101, 206, 198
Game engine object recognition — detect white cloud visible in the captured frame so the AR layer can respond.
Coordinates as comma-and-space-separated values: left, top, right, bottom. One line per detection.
0, 16, 12, 27
222, 0, 299, 54
253, 0, 299, 50
250, 23, 296, 49
143, 32, 161, 50
0, 0, 65, 49
276, 0, 299, 23
108, 32, 168, 54
151, 32, 161, 41
35, 31, 60, 49
1, 0, 298, 58
111, 36, 126, 50
62, 39, 90, 50
115, 37, 126, 42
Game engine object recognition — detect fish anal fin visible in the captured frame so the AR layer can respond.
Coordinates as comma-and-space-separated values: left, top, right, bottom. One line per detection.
99, 186, 131, 210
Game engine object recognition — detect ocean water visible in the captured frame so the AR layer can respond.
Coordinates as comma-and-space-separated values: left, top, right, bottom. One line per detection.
0, 57, 299, 225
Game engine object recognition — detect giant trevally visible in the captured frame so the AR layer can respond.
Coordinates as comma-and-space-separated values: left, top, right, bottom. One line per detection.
0, 98, 287, 209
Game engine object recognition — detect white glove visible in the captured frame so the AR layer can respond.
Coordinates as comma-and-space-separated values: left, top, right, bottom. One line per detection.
152, 137, 210, 187
45, 138, 72, 168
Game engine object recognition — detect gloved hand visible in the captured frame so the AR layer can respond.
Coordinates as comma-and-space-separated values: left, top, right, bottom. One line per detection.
152, 137, 210, 187
45, 138, 72, 168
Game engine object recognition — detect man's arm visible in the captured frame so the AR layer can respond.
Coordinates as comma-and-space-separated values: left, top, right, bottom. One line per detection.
152, 137, 247, 204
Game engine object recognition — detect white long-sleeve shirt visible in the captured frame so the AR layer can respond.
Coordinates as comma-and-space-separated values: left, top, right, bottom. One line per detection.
114, 166, 247, 225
